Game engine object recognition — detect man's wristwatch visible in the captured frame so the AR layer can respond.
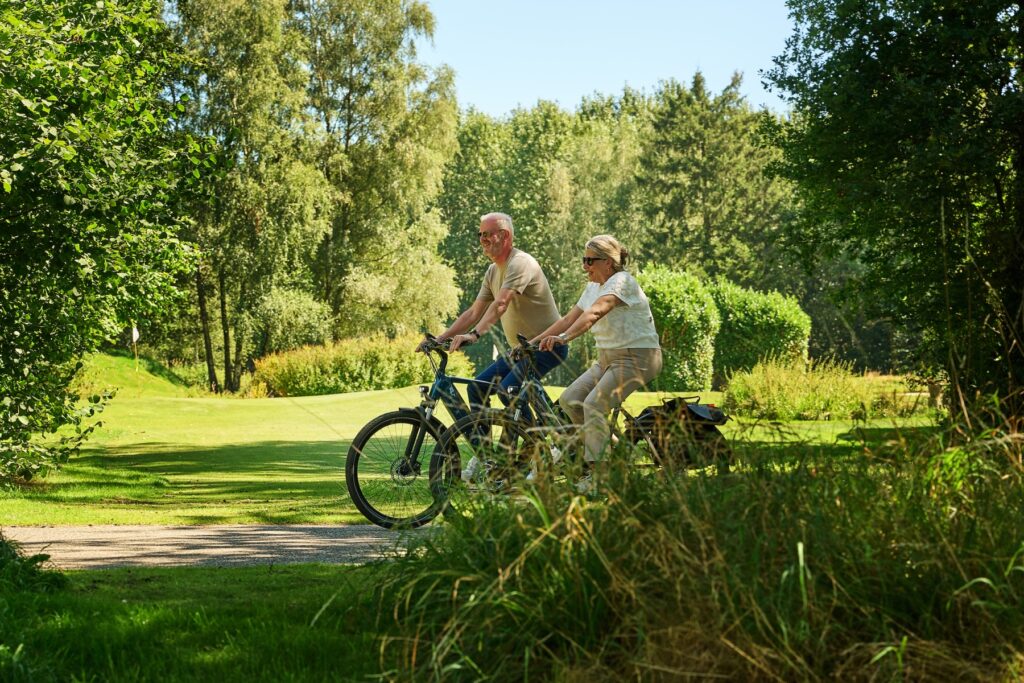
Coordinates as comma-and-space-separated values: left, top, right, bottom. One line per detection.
469, 329, 481, 340
557, 332, 569, 343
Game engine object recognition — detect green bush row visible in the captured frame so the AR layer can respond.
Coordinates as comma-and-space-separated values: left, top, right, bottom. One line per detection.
636, 268, 809, 391
709, 278, 811, 385
636, 267, 720, 392
252, 334, 474, 397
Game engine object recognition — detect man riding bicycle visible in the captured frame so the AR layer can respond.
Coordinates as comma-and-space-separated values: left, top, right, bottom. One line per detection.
419, 212, 567, 481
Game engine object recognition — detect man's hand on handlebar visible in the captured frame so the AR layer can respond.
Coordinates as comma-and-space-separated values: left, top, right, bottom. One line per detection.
448, 333, 476, 353
538, 334, 566, 353
416, 334, 450, 353
510, 340, 538, 362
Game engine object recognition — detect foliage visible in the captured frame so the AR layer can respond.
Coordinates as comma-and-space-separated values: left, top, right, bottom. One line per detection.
295, 0, 460, 338
247, 287, 331, 357
709, 277, 811, 385
252, 334, 474, 397
0, 532, 66, 593
765, 0, 1024, 406
171, 0, 334, 392
0, 0, 196, 480
378, 423, 1024, 681
724, 357, 933, 421
636, 267, 720, 391
636, 74, 798, 291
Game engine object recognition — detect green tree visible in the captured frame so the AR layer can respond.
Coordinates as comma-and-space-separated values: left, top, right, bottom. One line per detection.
0, 0, 195, 478
766, 0, 1024, 405
293, 0, 460, 338
637, 74, 797, 291
171, 0, 333, 391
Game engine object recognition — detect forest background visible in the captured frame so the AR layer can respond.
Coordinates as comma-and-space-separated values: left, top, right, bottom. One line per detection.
3, 0, 1023, 473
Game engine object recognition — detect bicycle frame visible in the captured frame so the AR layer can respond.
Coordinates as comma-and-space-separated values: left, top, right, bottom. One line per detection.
417, 338, 501, 427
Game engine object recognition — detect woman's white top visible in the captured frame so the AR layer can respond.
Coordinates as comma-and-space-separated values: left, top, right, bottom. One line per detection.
575, 271, 660, 350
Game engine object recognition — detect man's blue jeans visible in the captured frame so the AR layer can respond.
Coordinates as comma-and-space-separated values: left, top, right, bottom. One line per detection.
467, 344, 568, 413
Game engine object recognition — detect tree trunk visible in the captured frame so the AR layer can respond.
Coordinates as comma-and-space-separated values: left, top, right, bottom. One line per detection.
196, 266, 220, 393
231, 329, 245, 393
219, 269, 233, 393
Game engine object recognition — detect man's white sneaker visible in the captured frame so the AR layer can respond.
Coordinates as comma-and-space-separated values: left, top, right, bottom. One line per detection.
461, 456, 483, 483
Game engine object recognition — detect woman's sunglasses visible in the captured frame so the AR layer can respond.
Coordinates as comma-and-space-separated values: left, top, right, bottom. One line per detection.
582, 256, 607, 266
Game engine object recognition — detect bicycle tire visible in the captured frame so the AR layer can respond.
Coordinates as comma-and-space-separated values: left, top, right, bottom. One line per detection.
346, 409, 446, 529
428, 410, 543, 513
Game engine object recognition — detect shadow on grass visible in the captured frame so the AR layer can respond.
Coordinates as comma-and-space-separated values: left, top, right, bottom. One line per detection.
728, 422, 941, 469
12, 441, 364, 523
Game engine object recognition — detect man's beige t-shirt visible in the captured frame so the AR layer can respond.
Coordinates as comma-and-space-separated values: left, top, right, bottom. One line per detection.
477, 248, 561, 348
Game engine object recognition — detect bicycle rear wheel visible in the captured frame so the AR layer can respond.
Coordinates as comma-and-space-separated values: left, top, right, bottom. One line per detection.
346, 409, 445, 529
429, 410, 543, 510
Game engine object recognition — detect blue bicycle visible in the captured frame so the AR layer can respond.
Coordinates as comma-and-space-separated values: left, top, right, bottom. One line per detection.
345, 334, 501, 528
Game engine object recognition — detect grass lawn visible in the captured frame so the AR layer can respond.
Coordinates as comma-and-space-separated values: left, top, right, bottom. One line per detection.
0, 353, 937, 526
1, 564, 386, 682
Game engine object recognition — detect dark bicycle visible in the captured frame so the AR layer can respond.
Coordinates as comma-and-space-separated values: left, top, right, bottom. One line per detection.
428, 336, 732, 509
345, 334, 500, 528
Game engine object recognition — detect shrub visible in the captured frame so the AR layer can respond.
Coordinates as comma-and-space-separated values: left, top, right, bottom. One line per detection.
248, 287, 332, 357
0, 531, 66, 592
253, 334, 475, 396
636, 267, 720, 391
709, 278, 811, 386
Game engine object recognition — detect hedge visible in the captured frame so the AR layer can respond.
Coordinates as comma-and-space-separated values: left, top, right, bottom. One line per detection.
253, 334, 475, 397
636, 267, 720, 391
709, 278, 810, 386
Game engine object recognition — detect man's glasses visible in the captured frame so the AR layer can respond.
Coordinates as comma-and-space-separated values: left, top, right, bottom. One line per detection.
582, 256, 607, 266
478, 230, 503, 239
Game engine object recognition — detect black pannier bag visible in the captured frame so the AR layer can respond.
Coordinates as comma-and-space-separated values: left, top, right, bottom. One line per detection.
626, 396, 731, 468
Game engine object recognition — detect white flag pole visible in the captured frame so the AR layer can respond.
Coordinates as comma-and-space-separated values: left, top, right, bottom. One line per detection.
131, 324, 140, 371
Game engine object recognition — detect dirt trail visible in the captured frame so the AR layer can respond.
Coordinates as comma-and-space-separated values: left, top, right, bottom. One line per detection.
2, 525, 425, 569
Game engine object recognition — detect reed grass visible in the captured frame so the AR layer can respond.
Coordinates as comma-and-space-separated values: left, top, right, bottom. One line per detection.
725, 357, 936, 421
374, 408, 1024, 681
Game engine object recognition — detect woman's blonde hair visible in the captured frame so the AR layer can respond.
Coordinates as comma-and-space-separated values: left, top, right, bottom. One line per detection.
586, 234, 629, 272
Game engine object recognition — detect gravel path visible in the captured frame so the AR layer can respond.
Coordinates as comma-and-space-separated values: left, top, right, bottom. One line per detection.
2, 525, 427, 570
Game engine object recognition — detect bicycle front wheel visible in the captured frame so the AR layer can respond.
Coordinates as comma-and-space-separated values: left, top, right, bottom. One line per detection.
346, 410, 445, 529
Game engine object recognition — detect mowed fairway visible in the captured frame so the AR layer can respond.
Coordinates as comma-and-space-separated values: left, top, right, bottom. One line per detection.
1, 354, 434, 525
1, 353, 918, 527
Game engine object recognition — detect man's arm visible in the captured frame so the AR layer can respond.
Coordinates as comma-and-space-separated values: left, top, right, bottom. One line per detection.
440, 297, 490, 341
448, 288, 517, 351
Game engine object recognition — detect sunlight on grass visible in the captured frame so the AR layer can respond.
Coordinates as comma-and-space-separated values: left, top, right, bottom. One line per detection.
0, 353, 937, 526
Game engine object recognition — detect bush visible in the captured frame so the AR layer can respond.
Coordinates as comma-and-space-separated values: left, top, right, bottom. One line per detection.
248, 287, 332, 358
710, 278, 811, 386
0, 532, 66, 593
636, 267, 720, 391
253, 334, 475, 396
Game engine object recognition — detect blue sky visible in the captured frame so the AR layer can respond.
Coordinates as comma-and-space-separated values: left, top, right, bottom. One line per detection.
418, 0, 794, 117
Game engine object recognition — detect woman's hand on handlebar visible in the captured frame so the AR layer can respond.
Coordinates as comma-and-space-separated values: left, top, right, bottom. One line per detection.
538, 335, 565, 353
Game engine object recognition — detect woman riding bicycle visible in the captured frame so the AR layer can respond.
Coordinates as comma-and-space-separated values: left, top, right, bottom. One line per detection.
533, 235, 662, 487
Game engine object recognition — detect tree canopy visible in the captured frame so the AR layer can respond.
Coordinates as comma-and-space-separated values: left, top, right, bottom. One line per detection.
766, 0, 1024, 405
0, 0, 196, 477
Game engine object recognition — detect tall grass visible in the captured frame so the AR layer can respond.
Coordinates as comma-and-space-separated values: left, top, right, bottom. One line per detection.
725, 357, 934, 420
374, 407, 1024, 680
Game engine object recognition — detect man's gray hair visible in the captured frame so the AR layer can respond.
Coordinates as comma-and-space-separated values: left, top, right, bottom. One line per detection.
481, 212, 514, 238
